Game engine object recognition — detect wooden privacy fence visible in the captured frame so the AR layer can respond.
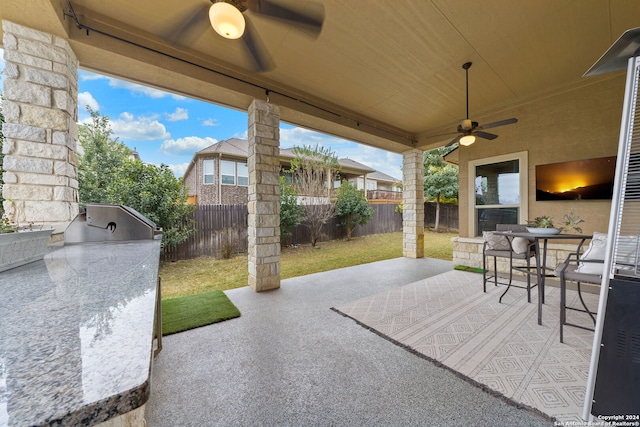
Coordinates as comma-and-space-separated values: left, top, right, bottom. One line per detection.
424, 202, 459, 232
162, 204, 248, 261
284, 202, 403, 247
161, 202, 458, 261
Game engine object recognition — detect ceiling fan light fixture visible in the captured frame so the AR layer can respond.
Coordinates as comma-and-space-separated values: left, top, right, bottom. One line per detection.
459, 135, 476, 146
209, 1, 245, 40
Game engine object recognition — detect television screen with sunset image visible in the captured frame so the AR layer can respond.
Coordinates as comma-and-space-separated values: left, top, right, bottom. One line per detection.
535, 156, 616, 201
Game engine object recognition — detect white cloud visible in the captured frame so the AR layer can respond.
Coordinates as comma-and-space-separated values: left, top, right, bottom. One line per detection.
280, 127, 331, 149
111, 112, 171, 141
202, 118, 220, 127
78, 70, 186, 100
76, 114, 95, 126
108, 79, 167, 98
107, 79, 185, 100
77, 91, 100, 112
167, 162, 191, 177
165, 107, 189, 122
79, 70, 106, 81
233, 129, 249, 140
160, 136, 218, 155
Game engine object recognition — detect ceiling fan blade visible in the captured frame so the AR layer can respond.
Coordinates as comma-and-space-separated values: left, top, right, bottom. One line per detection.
446, 135, 462, 147
247, 0, 324, 37
241, 16, 275, 72
474, 131, 499, 140
161, 3, 211, 45
477, 117, 518, 130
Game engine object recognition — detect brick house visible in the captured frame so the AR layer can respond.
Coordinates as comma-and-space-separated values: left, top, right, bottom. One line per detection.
183, 138, 401, 205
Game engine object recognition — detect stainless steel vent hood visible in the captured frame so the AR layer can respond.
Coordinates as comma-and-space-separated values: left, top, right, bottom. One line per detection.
65, 204, 162, 243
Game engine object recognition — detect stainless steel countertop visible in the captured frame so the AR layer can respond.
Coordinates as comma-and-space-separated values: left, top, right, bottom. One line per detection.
0, 239, 161, 427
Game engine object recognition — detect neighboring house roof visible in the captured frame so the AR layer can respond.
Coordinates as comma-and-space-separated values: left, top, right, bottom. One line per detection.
366, 170, 400, 184
279, 147, 295, 160
183, 138, 248, 178
184, 138, 382, 178
196, 138, 248, 158
338, 158, 376, 174
279, 148, 375, 173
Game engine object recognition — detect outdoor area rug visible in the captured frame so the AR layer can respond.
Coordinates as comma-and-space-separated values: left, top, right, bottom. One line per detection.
332, 270, 598, 424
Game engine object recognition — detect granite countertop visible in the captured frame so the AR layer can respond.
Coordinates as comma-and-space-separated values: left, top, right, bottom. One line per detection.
0, 239, 162, 427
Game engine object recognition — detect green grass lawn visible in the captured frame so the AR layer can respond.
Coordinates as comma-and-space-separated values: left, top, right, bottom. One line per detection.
161, 290, 241, 335
159, 230, 457, 299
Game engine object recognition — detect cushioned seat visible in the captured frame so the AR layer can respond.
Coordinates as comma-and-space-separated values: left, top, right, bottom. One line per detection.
554, 232, 605, 343
554, 262, 603, 285
483, 224, 537, 303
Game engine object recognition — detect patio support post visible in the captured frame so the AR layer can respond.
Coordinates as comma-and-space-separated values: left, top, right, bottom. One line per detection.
247, 99, 281, 291
402, 149, 424, 258
1, 20, 79, 236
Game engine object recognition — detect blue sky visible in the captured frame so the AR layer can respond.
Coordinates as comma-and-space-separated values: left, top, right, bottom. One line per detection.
1, 50, 402, 180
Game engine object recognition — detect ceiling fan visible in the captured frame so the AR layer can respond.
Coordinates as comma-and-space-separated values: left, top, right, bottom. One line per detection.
163, 0, 325, 72
441, 62, 518, 147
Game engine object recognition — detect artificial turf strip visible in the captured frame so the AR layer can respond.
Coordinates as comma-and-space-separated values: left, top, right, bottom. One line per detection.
454, 265, 486, 274
161, 290, 241, 336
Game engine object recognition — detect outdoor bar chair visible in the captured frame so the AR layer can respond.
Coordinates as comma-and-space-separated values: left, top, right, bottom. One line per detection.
553, 232, 609, 343
482, 224, 537, 303
554, 253, 602, 343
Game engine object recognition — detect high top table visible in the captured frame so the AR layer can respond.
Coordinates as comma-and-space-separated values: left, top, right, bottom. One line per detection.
494, 231, 589, 325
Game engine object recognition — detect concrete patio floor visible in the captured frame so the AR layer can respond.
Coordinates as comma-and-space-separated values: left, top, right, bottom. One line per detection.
147, 257, 553, 426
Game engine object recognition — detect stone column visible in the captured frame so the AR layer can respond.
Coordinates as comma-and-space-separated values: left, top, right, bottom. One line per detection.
1, 20, 79, 236
247, 100, 280, 292
402, 149, 424, 258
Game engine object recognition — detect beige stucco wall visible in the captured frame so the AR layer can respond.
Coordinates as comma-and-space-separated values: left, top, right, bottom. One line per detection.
457, 73, 625, 238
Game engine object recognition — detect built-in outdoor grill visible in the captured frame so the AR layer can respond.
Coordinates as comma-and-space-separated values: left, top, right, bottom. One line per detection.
65, 204, 162, 243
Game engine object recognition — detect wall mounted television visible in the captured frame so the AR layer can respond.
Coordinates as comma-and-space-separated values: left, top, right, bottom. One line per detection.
535, 156, 616, 201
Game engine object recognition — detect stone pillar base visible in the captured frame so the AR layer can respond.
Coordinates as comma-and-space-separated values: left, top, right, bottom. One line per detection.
247, 99, 281, 292
1, 20, 79, 233
402, 149, 425, 258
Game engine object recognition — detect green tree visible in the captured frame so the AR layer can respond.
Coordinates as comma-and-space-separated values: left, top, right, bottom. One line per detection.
78, 109, 194, 246
335, 180, 374, 240
107, 160, 194, 246
289, 144, 340, 247
423, 147, 459, 231
279, 176, 303, 241
78, 107, 133, 204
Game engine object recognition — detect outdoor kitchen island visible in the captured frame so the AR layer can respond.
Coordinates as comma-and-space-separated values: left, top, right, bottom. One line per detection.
0, 238, 162, 427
